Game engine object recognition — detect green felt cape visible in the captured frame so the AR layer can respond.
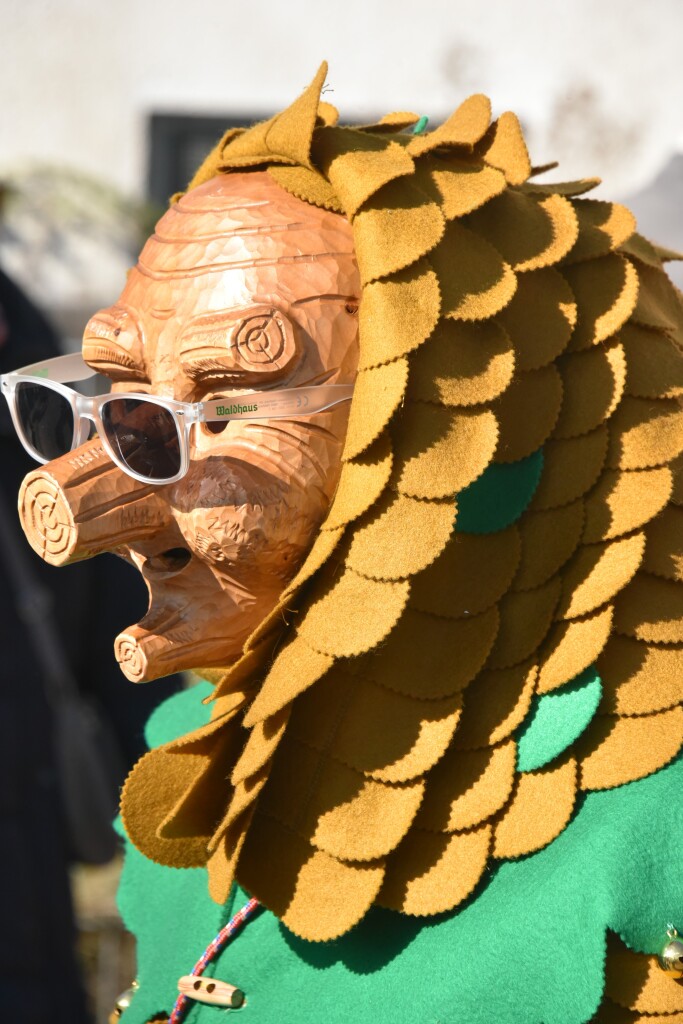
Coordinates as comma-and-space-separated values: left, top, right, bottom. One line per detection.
117, 682, 683, 1024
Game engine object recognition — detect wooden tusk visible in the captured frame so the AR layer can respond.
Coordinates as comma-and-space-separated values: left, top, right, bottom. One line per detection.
114, 607, 249, 683
114, 551, 268, 682
18, 441, 172, 566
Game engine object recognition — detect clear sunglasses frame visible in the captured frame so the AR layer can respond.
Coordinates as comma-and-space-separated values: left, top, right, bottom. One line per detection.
0, 352, 354, 486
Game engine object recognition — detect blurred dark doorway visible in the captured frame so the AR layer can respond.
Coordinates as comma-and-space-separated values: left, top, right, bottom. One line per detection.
147, 113, 263, 205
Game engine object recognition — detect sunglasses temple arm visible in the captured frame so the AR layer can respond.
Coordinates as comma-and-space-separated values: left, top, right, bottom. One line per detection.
200, 384, 354, 423
16, 352, 98, 384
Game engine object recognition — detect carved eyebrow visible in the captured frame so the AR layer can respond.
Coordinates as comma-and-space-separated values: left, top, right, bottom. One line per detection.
82, 307, 148, 380
179, 314, 241, 380
182, 353, 246, 382
179, 311, 240, 344
290, 293, 359, 307
179, 308, 288, 382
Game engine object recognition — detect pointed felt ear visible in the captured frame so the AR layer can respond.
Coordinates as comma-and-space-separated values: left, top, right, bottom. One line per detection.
219, 62, 329, 171
181, 64, 330, 196
265, 61, 329, 166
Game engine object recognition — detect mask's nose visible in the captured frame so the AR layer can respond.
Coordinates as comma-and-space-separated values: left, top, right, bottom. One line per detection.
18, 440, 173, 565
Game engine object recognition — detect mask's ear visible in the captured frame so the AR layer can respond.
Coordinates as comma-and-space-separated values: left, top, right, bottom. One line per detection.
180, 304, 300, 387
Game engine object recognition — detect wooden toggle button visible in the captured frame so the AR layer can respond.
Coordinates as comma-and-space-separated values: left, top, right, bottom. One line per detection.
177, 975, 245, 1008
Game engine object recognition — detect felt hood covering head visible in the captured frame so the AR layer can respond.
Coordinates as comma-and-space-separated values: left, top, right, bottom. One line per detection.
122, 63, 683, 942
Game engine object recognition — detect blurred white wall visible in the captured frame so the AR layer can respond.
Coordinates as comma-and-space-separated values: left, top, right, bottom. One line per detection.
2, 0, 682, 327
3, 0, 683, 196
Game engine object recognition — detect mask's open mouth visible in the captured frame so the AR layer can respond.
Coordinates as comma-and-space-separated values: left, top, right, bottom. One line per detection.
115, 544, 267, 683
143, 546, 192, 578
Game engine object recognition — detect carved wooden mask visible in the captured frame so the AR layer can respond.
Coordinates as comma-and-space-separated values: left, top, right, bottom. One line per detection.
19, 171, 360, 681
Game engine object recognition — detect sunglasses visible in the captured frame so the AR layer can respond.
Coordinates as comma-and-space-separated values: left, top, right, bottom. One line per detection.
1, 352, 354, 485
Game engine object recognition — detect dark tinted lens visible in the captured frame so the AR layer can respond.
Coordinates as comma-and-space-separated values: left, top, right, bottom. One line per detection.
16, 382, 74, 460
101, 397, 181, 481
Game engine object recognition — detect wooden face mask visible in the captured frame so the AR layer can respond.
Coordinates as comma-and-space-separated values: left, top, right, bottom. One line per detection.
16, 171, 360, 681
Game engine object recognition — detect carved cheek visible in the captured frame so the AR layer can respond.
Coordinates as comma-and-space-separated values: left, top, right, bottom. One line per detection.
180, 509, 254, 566
173, 499, 318, 582
167, 420, 340, 583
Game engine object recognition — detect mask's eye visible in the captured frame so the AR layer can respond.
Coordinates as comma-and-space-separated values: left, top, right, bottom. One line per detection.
202, 389, 252, 436
204, 420, 228, 435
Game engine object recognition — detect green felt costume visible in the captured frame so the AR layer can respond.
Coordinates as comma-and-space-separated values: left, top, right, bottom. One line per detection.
118, 684, 683, 1024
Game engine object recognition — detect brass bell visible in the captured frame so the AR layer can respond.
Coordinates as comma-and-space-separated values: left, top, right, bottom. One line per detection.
109, 981, 139, 1022
658, 927, 683, 978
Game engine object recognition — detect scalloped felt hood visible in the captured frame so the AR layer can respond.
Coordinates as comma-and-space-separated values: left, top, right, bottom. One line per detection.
121, 63, 683, 960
